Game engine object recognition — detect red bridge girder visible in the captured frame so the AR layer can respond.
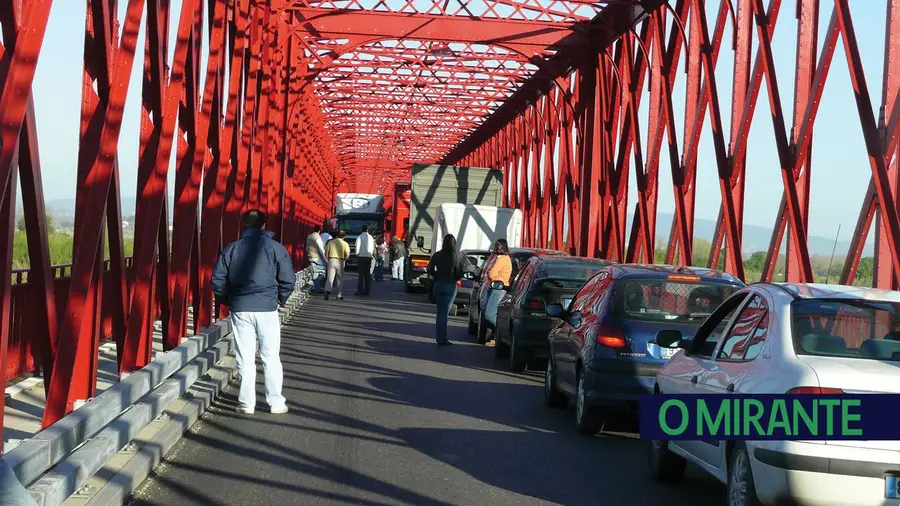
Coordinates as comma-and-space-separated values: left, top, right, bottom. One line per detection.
0, 0, 897, 448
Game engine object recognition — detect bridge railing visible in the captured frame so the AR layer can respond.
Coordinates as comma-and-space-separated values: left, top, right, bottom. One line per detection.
5, 267, 313, 506
7, 258, 136, 382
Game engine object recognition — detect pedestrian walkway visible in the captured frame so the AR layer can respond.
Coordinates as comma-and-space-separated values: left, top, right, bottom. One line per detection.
3, 315, 189, 453
128, 273, 722, 506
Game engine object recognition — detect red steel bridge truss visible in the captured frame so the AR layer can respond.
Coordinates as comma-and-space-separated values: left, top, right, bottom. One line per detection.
0, 0, 897, 443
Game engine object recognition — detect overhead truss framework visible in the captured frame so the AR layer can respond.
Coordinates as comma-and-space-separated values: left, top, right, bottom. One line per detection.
287, 0, 659, 193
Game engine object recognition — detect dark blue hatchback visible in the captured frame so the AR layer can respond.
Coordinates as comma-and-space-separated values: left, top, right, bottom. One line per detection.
543, 264, 744, 435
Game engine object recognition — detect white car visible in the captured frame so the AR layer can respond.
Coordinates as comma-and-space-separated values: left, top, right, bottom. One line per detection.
649, 283, 900, 506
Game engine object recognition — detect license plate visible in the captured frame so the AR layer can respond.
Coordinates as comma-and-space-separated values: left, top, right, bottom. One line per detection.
660, 347, 677, 359
887, 474, 900, 499
562, 298, 572, 309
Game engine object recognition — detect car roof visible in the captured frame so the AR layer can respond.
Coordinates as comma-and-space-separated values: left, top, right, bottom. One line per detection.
508, 248, 568, 256
610, 263, 744, 284
459, 249, 491, 255
760, 282, 900, 303
533, 256, 614, 266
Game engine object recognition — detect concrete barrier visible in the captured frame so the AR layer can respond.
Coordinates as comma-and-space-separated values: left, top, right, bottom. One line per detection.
1, 268, 313, 506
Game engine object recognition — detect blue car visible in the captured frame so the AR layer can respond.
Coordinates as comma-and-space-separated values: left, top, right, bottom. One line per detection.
543, 264, 744, 435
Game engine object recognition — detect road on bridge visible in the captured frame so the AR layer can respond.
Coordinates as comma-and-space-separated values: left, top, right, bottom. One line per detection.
129, 274, 722, 506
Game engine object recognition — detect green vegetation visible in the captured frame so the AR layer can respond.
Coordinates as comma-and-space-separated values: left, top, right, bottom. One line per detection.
652, 237, 874, 286
12, 227, 134, 271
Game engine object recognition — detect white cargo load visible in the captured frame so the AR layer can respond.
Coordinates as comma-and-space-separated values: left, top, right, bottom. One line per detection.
431, 204, 522, 253
336, 193, 384, 215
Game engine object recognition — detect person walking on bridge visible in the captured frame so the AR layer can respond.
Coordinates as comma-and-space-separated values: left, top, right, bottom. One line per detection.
211, 209, 295, 415
390, 237, 407, 281
355, 225, 375, 296
324, 229, 350, 300
306, 225, 326, 293
427, 234, 463, 346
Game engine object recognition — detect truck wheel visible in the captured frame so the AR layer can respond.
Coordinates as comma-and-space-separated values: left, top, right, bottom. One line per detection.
449, 304, 458, 316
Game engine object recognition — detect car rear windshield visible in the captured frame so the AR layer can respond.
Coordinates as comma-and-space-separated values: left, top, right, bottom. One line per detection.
792, 299, 900, 362
536, 265, 606, 289
614, 279, 739, 323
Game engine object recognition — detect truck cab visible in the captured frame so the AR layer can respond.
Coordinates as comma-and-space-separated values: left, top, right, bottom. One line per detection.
335, 193, 385, 268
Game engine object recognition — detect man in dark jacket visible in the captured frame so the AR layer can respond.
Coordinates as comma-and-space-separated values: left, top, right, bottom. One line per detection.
211, 209, 296, 415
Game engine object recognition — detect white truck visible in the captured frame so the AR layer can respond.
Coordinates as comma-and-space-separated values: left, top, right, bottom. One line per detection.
431, 204, 523, 253
334, 193, 385, 268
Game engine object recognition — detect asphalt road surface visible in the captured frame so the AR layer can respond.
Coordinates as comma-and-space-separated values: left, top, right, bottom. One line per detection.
129, 273, 723, 506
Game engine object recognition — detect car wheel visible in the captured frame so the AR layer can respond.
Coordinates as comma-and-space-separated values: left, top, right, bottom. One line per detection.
727, 444, 761, 506
448, 304, 458, 317
575, 370, 602, 435
508, 327, 527, 373
649, 439, 687, 483
544, 359, 568, 409
477, 314, 489, 344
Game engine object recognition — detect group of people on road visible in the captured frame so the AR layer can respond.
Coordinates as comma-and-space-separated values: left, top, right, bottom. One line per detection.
427, 235, 511, 346
303, 225, 409, 301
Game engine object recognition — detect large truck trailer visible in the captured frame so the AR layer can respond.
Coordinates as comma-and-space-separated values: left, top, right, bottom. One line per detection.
405, 164, 502, 292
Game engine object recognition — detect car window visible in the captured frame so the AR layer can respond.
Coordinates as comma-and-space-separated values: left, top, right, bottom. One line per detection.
614, 279, 740, 324
688, 292, 748, 359
718, 295, 768, 361
512, 262, 535, 297
569, 270, 612, 314
792, 299, 900, 362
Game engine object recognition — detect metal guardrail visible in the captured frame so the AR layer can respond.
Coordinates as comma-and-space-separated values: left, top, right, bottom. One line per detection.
3, 267, 314, 506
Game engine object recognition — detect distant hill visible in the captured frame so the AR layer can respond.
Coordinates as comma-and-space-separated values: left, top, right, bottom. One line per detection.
45, 196, 174, 220
643, 211, 874, 258
39, 197, 874, 257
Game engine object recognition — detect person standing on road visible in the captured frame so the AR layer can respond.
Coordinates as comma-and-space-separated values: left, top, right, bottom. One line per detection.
482, 238, 511, 348
355, 225, 375, 296
374, 235, 388, 282
211, 209, 295, 415
306, 225, 327, 293
427, 234, 463, 346
391, 237, 407, 281
324, 229, 350, 301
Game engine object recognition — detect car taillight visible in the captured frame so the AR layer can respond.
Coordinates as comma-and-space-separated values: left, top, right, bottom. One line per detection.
456, 280, 462, 287
596, 325, 626, 348
786, 387, 844, 394
523, 297, 545, 310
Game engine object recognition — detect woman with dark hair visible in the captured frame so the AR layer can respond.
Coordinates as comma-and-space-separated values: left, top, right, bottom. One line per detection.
427, 234, 463, 345
374, 235, 388, 282
481, 238, 512, 346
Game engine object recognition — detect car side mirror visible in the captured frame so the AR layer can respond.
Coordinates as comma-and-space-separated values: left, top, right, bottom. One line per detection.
546, 303, 565, 318
655, 329, 686, 349
490, 280, 505, 290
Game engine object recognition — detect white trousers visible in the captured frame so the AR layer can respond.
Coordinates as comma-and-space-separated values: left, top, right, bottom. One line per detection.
325, 258, 344, 296
391, 258, 404, 280
231, 311, 286, 410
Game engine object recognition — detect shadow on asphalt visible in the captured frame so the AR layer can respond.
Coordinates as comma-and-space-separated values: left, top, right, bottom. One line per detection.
130, 272, 724, 506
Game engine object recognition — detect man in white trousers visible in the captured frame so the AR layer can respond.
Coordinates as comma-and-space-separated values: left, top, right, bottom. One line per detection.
211, 209, 296, 415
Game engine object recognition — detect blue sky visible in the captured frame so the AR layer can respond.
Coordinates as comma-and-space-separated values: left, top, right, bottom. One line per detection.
26, 0, 889, 242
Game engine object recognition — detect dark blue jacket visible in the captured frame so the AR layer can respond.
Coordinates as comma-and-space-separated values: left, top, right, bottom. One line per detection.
210, 229, 297, 312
